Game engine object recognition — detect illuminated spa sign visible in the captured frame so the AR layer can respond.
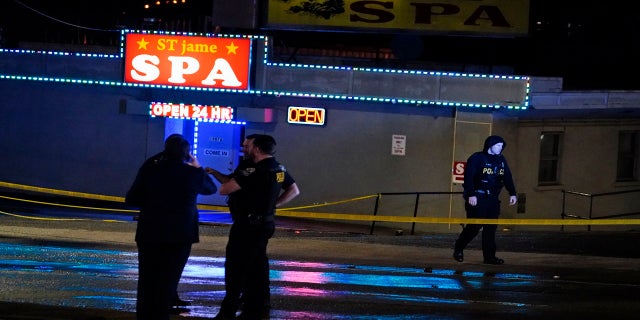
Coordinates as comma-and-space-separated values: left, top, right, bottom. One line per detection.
124, 33, 251, 90
287, 106, 325, 125
150, 102, 234, 121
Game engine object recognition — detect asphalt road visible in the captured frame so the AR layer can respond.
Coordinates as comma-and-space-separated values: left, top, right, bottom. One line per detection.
1, 208, 640, 320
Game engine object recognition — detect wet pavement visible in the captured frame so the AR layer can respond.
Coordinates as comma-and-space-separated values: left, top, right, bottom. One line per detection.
0, 204, 640, 319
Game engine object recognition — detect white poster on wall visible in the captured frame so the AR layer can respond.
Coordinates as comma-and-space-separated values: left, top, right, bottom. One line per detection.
392, 134, 406, 156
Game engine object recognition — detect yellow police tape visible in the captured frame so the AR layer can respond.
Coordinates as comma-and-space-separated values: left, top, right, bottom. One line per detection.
0, 209, 127, 223
2, 181, 639, 225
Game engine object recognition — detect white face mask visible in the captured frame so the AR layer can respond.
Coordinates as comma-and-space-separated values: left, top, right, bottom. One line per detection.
488, 142, 504, 155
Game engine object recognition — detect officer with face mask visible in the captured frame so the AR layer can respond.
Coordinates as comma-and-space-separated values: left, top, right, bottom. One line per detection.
453, 135, 517, 265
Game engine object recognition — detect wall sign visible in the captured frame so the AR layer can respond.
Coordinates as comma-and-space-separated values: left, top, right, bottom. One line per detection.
267, 0, 529, 37
124, 33, 251, 90
288, 106, 326, 125
150, 102, 234, 121
452, 161, 465, 183
392, 134, 406, 156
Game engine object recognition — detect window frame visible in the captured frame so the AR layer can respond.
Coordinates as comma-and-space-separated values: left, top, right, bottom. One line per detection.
616, 130, 639, 182
537, 131, 563, 186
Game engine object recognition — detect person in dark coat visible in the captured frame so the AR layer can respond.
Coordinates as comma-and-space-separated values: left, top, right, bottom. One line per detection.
453, 135, 517, 265
126, 134, 217, 320
136, 134, 198, 308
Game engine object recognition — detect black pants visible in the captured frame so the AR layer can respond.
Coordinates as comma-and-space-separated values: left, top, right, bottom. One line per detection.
455, 196, 500, 260
136, 242, 191, 320
219, 220, 275, 317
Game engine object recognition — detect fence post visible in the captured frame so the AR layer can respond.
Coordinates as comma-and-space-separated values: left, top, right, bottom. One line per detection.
370, 193, 381, 235
411, 193, 420, 235
561, 190, 566, 231
588, 195, 594, 231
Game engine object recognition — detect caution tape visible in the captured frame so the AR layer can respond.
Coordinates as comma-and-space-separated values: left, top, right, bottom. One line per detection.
0, 209, 127, 223
274, 210, 640, 225
277, 194, 379, 211
2, 181, 640, 225
0, 181, 123, 202
0, 194, 137, 213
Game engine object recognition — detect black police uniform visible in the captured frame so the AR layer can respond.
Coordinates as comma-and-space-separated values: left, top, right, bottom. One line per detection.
454, 135, 516, 264
126, 152, 217, 320
217, 157, 294, 319
227, 159, 295, 311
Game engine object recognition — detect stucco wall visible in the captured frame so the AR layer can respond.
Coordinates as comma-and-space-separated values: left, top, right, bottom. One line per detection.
0, 78, 471, 233
2, 47, 640, 233
515, 120, 640, 231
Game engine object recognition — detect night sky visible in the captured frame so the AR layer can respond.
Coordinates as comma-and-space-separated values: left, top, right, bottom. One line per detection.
1, 0, 637, 90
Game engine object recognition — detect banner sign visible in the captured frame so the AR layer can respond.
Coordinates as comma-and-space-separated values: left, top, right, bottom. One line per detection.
150, 102, 234, 121
124, 33, 251, 90
267, 0, 529, 36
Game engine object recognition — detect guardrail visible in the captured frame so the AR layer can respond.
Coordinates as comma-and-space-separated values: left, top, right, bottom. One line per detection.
370, 191, 463, 235
561, 188, 640, 231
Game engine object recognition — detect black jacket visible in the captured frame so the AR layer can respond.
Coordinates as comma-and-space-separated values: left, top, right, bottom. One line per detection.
463, 136, 516, 199
126, 155, 217, 244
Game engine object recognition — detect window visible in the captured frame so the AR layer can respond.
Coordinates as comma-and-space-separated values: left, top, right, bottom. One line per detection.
538, 132, 562, 185
616, 131, 639, 181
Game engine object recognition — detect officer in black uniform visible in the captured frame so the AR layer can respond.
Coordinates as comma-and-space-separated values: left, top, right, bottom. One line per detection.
209, 158, 296, 313
211, 134, 299, 320
453, 135, 517, 265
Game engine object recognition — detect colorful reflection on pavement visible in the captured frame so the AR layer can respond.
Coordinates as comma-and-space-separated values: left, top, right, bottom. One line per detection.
0, 242, 539, 319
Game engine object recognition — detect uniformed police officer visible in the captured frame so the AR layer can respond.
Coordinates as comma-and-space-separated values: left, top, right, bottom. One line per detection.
453, 135, 517, 265
210, 134, 299, 320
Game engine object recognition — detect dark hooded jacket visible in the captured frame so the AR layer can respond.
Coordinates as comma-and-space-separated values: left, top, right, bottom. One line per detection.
462, 135, 516, 199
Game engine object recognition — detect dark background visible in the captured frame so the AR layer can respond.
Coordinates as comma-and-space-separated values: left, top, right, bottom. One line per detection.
1, 0, 637, 90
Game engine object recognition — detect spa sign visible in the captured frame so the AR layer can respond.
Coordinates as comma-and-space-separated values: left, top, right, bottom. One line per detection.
124, 33, 251, 90
267, 0, 529, 36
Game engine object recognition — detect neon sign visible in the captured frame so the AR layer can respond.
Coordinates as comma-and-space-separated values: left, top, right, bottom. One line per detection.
124, 33, 251, 90
288, 106, 325, 125
150, 102, 234, 121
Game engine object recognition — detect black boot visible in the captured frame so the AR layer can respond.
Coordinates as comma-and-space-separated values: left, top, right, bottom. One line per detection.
453, 249, 463, 262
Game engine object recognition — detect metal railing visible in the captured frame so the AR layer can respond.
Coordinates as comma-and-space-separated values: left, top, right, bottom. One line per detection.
561, 188, 640, 231
370, 191, 463, 235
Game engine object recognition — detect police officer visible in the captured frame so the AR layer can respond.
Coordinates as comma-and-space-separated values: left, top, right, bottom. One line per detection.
210, 134, 299, 320
453, 135, 517, 265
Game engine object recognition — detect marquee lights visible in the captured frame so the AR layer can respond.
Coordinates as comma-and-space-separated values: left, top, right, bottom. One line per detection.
0, 48, 120, 59
0, 73, 529, 110
0, 30, 530, 110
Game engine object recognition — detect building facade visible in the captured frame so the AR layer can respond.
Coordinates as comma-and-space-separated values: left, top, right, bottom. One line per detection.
1, 32, 639, 233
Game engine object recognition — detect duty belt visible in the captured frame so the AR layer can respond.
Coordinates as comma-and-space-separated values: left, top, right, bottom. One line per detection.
246, 214, 275, 225
475, 189, 492, 195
